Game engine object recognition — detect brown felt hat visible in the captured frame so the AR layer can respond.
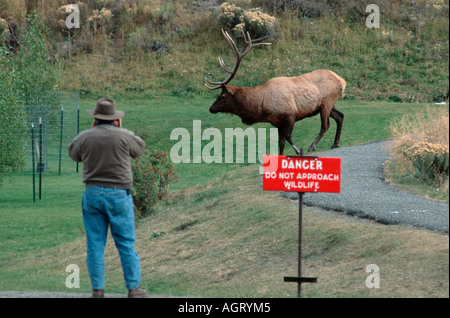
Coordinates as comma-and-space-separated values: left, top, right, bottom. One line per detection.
86, 98, 124, 120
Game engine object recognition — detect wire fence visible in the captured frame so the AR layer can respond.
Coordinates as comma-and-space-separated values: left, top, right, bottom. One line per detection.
16, 91, 80, 175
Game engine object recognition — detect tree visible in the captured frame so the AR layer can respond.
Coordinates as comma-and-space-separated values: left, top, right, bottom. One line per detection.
0, 78, 28, 187
0, 14, 59, 187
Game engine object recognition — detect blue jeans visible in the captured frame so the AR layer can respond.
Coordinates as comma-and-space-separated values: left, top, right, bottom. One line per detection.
82, 187, 140, 290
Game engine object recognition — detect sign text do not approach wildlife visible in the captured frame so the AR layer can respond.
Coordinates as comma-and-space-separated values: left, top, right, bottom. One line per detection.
263, 155, 341, 193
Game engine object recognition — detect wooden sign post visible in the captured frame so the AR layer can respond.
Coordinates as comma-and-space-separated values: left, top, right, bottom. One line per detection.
263, 153, 341, 298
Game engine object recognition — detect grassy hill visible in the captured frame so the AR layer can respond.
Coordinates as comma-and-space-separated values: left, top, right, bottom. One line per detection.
1, 0, 449, 102
1, 159, 448, 297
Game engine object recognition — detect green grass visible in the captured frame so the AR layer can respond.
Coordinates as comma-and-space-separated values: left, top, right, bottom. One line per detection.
80, 96, 448, 189
1, 162, 448, 297
0, 170, 84, 259
0, 97, 448, 296
385, 163, 449, 203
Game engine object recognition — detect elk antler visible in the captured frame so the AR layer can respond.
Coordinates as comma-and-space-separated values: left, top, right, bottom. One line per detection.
205, 29, 271, 90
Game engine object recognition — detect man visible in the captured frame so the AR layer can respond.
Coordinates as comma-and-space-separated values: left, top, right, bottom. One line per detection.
68, 98, 147, 298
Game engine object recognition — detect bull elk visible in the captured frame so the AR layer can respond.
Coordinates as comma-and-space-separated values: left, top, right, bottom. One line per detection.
206, 29, 346, 155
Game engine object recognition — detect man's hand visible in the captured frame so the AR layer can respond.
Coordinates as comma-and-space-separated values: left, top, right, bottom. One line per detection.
114, 118, 122, 128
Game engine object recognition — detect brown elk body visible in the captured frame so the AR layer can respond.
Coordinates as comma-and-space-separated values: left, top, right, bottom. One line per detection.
207, 30, 346, 155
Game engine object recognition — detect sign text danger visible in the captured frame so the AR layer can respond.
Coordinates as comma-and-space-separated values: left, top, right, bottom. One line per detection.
263, 155, 341, 193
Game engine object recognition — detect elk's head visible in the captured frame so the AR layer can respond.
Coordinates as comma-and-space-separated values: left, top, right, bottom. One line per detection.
209, 85, 236, 114
206, 29, 270, 114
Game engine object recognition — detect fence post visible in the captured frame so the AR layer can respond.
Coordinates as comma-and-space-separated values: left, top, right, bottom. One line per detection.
31, 122, 36, 203
76, 103, 80, 173
38, 117, 43, 200
58, 106, 64, 175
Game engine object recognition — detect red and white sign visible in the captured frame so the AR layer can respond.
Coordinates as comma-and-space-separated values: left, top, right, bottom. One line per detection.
263, 155, 341, 193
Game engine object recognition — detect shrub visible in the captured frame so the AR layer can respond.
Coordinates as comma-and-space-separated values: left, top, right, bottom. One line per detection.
219, 0, 280, 39
397, 138, 449, 185
87, 7, 112, 29
388, 107, 449, 186
125, 27, 168, 57
259, 0, 330, 18
11, 14, 60, 103
0, 18, 8, 35
409, 143, 449, 184
131, 149, 178, 217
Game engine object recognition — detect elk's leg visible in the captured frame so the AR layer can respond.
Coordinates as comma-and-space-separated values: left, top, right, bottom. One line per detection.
277, 127, 286, 155
279, 119, 301, 155
308, 109, 330, 153
286, 136, 301, 155
330, 107, 344, 149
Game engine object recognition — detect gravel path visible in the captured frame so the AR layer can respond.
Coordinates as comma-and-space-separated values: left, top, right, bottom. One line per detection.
0, 291, 182, 298
0, 291, 124, 298
281, 140, 449, 233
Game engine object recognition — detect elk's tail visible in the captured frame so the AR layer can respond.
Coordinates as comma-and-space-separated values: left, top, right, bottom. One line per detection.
340, 78, 346, 98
